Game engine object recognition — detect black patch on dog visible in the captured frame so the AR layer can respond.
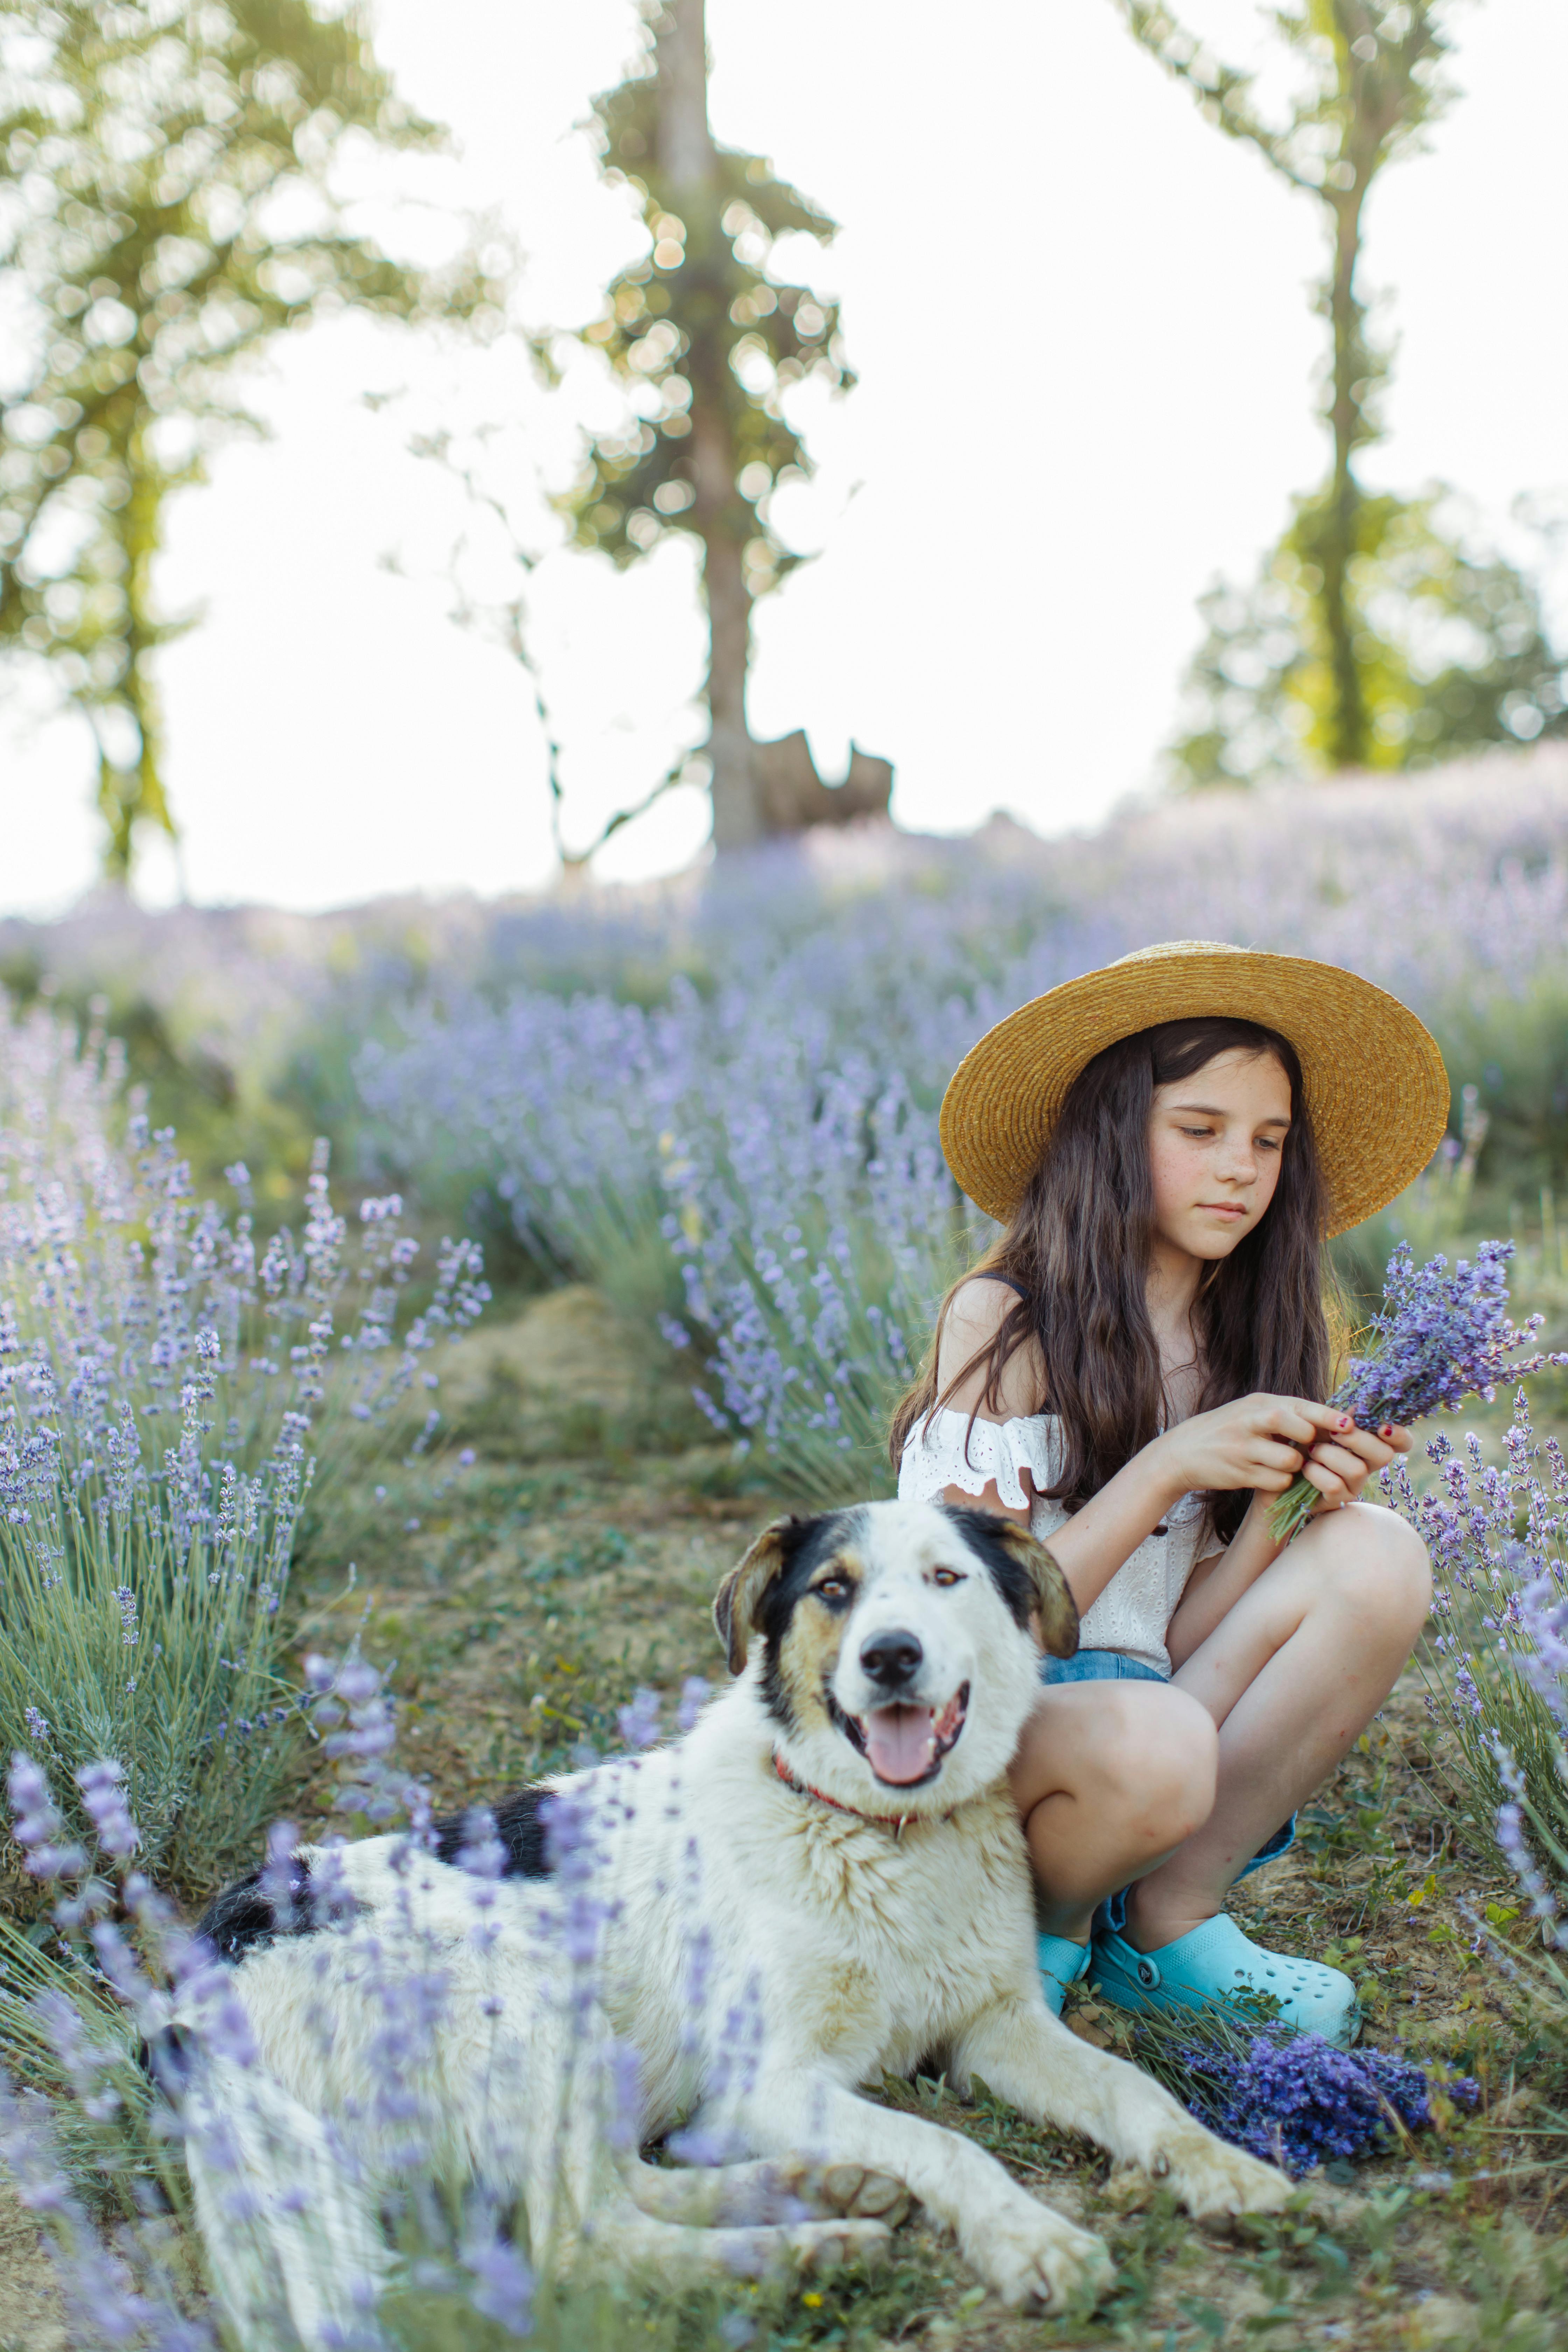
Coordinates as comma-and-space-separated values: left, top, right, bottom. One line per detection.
140, 2022, 199, 2095
433, 1786, 553, 1878
196, 1856, 314, 1966
756, 1510, 856, 1732
938, 1506, 1037, 1631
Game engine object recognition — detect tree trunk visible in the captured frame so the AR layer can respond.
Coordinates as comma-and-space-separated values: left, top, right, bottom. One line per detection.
655, 0, 763, 848
1320, 186, 1371, 770
701, 511, 762, 849
655, 0, 713, 191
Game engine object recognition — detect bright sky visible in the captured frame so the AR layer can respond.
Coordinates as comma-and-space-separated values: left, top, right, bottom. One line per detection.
3, 0, 1566, 914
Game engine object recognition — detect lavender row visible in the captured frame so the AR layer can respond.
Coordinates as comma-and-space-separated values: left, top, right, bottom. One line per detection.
355, 760, 1568, 1495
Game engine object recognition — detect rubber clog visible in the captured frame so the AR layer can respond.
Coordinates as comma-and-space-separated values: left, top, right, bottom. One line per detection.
1037, 1931, 1092, 2017
1089, 1912, 1361, 2049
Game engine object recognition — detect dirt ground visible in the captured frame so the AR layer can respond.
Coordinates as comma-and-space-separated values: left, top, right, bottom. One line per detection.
0, 2181, 64, 2352
4, 1286, 1564, 2350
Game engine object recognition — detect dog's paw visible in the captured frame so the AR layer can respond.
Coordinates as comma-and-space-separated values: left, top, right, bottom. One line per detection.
962, 2195, 1114, 2311
780, 2218, 892, 2277
811, 2163, 912, 2225
1156, 2127, 1292, 2219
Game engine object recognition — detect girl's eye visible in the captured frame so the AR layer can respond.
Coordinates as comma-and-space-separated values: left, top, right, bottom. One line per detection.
1178, 1125, 1213, 1139
932, 1567, 965, 1588
816, 1577, 851, 1603
1256, 1135, 1283, 1152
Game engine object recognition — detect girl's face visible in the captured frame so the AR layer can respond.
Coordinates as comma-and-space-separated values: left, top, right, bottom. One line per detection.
1147, 1046, 1293, 1264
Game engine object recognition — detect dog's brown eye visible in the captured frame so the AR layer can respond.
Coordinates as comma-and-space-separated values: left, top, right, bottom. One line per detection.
932, 1567, 965, 1588
816, 1577, 851, 1603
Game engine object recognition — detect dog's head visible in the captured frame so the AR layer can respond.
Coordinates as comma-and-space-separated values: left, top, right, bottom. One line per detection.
713, 1499, 1078, 1815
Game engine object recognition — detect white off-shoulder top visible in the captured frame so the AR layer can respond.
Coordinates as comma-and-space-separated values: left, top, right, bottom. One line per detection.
897, 1408, 1216, 1675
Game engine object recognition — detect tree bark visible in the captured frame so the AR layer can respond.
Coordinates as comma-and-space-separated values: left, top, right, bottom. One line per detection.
655, 0, 763, 848
1321, 183, 1371, 771
688, 374, 760, 847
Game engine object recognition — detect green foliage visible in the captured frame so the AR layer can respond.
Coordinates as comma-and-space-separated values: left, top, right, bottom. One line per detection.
0, 0, 495, 877
1120, 1, 1564, 783
1172, 488, 1566, 787
564, 5, 852, 597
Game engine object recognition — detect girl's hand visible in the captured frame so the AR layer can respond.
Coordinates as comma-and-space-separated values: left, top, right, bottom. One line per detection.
1157, 1394, 1367, 1497
1296, 1417, 1412, 1508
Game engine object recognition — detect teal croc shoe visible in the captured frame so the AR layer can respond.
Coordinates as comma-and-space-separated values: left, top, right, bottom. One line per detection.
1090, 1913, 1360, 2049
1037, 1932, 1092, 2017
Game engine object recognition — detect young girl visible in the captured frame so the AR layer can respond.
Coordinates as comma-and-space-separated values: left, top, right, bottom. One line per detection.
893, 940, 1449, 2048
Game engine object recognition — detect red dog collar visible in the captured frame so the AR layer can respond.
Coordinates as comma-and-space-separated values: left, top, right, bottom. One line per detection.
772, 1750, 927, 1836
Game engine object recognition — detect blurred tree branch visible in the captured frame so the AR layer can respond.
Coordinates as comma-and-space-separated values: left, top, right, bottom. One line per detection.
410, 425, 696, 876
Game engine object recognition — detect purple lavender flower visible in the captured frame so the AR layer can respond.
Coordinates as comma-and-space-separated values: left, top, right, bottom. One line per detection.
1270, 1241, 1566, 1540
616, 1687, 662, 1752
1177, 2029, 1476, 2176
76, 1759, 140, 1860
7, 1753, 86, 1880
461, 2233, 534, 2336
455, 1807, 506, 1880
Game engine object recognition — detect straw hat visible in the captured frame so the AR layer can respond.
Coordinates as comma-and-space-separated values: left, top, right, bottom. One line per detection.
940, 940, 1450, 1238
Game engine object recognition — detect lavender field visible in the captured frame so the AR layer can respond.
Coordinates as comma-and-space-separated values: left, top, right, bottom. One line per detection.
7, 747, 1568, 1504
3, 747, 1568, 2350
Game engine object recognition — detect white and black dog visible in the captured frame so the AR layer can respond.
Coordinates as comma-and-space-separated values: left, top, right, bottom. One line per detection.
177, 1500, 1291, 2346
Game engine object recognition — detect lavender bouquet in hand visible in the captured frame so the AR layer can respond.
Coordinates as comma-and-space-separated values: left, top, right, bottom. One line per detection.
1269, 1239, 1564, 1544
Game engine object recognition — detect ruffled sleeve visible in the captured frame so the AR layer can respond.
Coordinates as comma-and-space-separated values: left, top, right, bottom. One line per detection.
897, 1407, 1059, 1513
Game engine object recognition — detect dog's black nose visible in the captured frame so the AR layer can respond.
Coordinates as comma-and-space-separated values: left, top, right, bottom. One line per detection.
859, 1628, 923, 1687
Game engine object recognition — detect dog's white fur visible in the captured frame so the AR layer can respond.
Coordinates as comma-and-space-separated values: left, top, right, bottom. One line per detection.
178, 1500, 1291, 2344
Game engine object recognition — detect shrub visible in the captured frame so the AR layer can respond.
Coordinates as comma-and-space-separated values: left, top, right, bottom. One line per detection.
0, 998, 488, 1888
1384, 1387, 1568, 2043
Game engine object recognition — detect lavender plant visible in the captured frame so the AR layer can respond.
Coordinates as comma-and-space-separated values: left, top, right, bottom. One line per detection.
1379, 1379, 1568, 2044
1269, 1242, 1564, 1542
0, 998, 488, 1884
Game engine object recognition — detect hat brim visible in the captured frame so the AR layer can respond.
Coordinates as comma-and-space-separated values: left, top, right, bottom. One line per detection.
939, 944, 1450, 1239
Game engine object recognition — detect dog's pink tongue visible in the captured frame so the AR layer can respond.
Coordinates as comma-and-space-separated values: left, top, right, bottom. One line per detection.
863, 1705, 934, 1786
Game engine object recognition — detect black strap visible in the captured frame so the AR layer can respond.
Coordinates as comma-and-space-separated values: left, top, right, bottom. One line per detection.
975, 1271, 1029, 1301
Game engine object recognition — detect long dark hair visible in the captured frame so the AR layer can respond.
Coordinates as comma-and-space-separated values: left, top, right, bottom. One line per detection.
889, 1017, 1331, 1543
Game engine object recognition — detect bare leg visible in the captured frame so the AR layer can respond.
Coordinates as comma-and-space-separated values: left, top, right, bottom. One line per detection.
1008, 1681, 1219, 1943
1125, 1503, 1430, 1951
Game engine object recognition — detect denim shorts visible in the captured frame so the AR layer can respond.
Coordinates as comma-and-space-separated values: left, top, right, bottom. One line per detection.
1040, 1647, 1295, 1931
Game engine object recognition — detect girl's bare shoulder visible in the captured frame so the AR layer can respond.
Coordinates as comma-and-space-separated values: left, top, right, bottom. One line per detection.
937, 1277, 1048, 1420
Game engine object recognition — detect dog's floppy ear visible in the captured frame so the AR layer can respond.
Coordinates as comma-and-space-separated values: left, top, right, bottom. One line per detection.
989, 1522, 1080, 1660
713, 1516, 806, 1676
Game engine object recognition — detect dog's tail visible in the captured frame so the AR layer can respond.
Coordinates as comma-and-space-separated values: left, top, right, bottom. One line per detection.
174, 2045, 391, 2351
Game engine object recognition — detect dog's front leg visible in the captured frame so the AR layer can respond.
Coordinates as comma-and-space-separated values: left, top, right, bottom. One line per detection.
951, 1993, 1292, 2218
736, 2066, 1112, 2311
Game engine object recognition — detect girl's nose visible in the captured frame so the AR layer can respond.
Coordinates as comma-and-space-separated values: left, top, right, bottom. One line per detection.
1214, 1136, 1256, 1184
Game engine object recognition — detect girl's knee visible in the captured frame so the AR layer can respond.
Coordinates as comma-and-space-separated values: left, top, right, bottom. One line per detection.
1321, 1503, 1432, 1633
1013, 1681, 1216, 1846
1091, 1685, 1217, 1841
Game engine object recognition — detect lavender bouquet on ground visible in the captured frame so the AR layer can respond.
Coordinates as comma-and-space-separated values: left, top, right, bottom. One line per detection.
1269, 1239, 1564, 1545
1175, 2030, 1477, 2177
